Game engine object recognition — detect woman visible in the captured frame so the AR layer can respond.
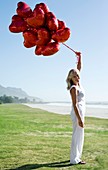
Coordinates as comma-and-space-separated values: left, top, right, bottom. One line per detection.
66, 53, 86, 165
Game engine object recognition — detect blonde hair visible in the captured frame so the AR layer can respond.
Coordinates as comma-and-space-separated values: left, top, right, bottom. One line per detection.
66, 69, 80, 90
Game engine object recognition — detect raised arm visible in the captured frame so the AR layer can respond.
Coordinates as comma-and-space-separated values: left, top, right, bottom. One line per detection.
76, 52, 82, 72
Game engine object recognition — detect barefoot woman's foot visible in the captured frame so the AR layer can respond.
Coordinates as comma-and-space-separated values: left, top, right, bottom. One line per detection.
78, 161, 86, 164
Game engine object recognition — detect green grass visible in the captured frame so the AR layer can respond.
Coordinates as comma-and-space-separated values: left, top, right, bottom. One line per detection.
0, 104, 108, 170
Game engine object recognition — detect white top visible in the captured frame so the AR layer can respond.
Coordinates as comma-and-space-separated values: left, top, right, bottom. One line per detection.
70, 85, 85, 121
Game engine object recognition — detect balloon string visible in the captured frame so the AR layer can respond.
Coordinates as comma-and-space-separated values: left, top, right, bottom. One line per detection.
62, 43, 81, 57
62, 43, 76, 54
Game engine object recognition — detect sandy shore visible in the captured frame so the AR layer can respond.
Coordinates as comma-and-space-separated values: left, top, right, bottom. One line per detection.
24, 103, 108, 119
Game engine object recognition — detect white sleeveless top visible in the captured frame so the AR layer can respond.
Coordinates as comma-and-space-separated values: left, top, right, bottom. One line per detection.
70, 85, 85, 122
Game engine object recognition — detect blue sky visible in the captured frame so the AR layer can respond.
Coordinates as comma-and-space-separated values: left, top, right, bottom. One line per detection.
0, 0, 108, 102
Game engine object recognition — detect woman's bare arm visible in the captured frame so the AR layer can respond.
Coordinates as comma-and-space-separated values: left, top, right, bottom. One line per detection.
76, 53, 82, 72
70, 87, 84, 128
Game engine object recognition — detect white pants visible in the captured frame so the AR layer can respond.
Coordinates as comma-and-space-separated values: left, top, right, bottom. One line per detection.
70, 116, 84, 164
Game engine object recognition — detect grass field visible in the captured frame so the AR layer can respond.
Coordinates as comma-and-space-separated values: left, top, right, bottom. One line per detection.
0, 104, 108, 170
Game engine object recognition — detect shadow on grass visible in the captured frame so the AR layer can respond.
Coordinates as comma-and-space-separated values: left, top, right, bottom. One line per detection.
10, 160, 72, 169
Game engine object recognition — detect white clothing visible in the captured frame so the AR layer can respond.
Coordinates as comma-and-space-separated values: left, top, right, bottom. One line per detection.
70, 85, 85, 164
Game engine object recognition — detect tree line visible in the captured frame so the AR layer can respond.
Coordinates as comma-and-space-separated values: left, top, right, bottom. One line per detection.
0, 95, 31, 104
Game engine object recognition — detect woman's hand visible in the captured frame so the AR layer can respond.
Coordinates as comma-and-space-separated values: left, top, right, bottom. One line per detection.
78, 119, 84, 128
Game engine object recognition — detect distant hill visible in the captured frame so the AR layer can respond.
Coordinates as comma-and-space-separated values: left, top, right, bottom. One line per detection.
0, 85, 42, 102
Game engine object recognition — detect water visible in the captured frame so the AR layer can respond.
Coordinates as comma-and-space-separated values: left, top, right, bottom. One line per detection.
24, 102, 108, 119
46, 102, 108, 109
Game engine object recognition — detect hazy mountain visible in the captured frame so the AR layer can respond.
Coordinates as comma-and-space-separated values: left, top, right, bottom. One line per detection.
0, 85, 42, 102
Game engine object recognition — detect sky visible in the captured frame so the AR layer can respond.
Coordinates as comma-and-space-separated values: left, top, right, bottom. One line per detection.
0, 0, 108, 102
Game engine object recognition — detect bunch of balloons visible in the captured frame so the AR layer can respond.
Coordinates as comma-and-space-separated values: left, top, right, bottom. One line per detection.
9, 1, 71, 56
